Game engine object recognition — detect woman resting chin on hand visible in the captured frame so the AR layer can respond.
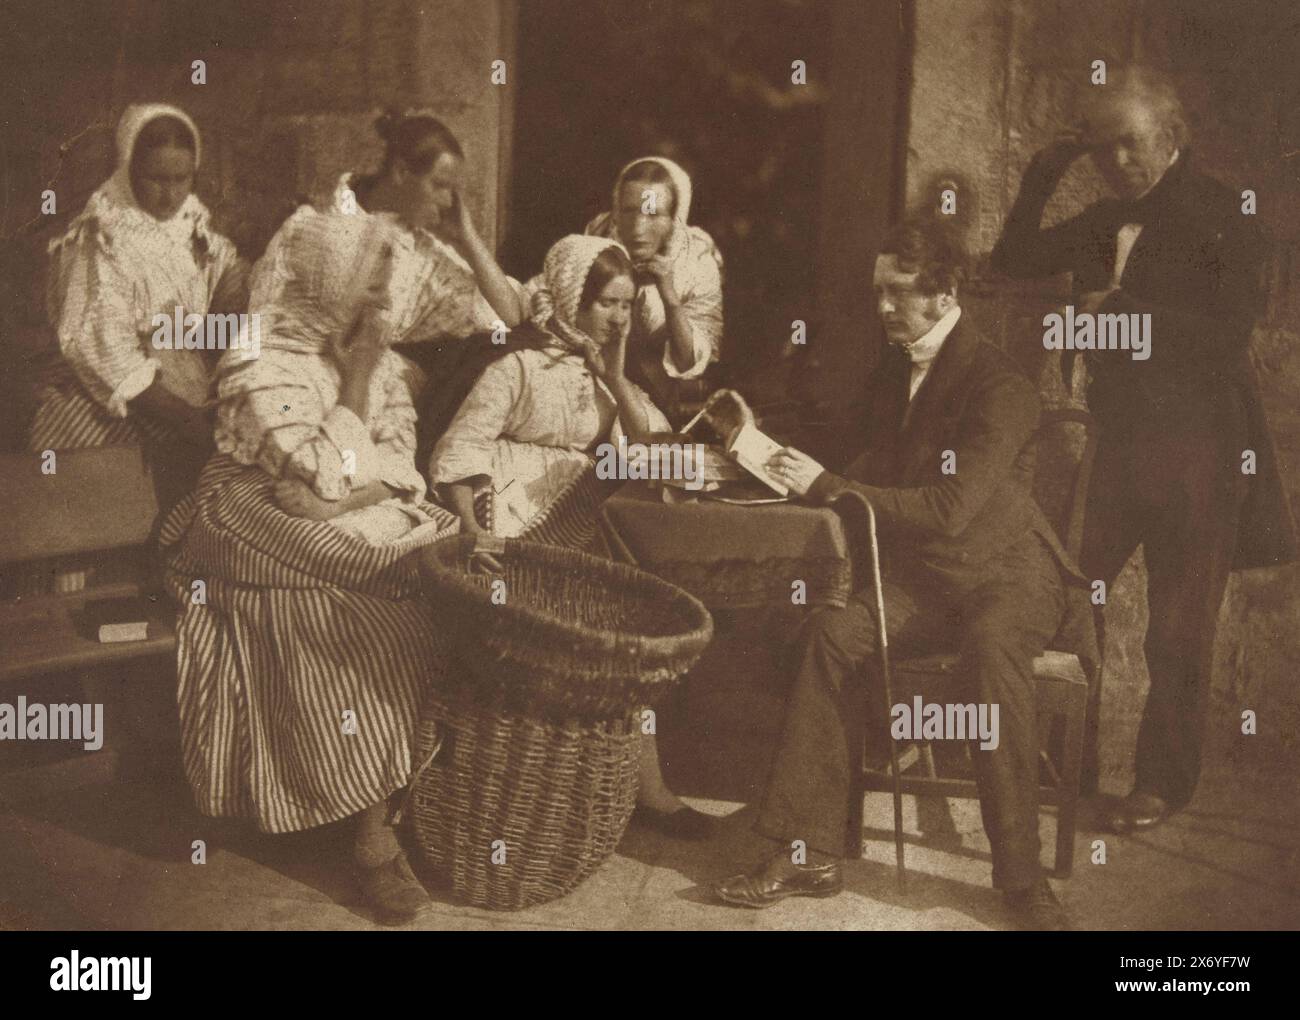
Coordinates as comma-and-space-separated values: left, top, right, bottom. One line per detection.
271, 302, 398, 522
162, 208, 462, 929
429, 235, 709, 837
429, 234, 667, 544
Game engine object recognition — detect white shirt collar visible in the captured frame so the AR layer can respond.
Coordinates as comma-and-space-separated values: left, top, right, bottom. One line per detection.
901, 305, 961, 366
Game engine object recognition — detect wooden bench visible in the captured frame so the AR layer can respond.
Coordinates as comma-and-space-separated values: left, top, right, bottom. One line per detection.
0, 446, 178, 744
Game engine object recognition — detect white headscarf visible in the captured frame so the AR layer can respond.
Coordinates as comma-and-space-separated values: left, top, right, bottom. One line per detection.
604, 156, 691, 225
528, 234, 631, 355
93, 103, 206, 244
246, 208, 400, 355
53, 102, 209, 254
585, 156, 719, 273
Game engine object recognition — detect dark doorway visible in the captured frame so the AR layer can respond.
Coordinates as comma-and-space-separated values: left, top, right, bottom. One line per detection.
505, 0, 907, 412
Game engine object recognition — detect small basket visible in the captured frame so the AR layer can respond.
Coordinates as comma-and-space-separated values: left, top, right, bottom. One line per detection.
417, 533, 714, 719
411, 534, 713, 909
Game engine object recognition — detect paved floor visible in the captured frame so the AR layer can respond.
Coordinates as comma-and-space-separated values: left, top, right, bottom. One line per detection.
1, 747, 1296, 931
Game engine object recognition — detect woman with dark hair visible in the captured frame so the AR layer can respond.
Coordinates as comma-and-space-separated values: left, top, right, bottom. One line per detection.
308, 109, 524, 344
430, 235, 716, 837
580, 156, 724, 422
429, 234, 667, 541
29, 103, 247, 497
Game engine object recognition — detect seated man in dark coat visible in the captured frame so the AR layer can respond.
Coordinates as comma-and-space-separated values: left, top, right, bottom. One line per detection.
713, 217, 1095, 930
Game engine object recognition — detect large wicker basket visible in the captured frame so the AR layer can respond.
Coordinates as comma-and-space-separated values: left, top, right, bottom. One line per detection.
410, 534, 713, 910
417, 534, 714, 719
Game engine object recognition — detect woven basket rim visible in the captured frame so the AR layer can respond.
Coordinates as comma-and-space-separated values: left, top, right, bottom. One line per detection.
418, 534, 714, 660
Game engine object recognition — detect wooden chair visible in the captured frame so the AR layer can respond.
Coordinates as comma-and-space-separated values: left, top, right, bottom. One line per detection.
834, 406, 1099, 886
0, 446, 178, 687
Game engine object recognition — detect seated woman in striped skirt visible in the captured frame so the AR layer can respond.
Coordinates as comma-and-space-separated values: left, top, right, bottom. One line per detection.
428, 234, 718, 839
162, 206, 464, 926
164, 110, 542, 925
30, 103, 248, 509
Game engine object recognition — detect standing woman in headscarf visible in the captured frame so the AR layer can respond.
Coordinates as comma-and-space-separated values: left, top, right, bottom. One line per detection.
30, 103, 248, 502
161, 208, 463, 927
582, 157, 724, 424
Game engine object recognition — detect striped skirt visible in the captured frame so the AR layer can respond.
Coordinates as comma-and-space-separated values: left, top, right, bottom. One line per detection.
28, 368, 209, 513
161, 456, 460, 833
28, 367, 170, 451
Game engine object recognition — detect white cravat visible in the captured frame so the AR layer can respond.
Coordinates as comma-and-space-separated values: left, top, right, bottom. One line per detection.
1112, 148, 1180, 287
1112, 223, 1143, 287
903, 305, 961, 401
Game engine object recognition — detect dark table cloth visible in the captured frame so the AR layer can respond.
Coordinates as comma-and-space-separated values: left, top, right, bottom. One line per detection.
598, 484, 853, 610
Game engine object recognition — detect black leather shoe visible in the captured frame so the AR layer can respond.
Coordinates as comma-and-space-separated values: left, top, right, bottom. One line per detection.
1004, 878, 1071, 931
1104, 791, 1171, 835
632, 805, 718, 841
715, 853, 843, 908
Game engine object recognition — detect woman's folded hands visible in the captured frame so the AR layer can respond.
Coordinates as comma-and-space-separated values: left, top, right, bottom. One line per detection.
273, 477, 396, 521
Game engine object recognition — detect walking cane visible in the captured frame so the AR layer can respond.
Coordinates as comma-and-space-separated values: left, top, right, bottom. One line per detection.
832, 490, 907, 890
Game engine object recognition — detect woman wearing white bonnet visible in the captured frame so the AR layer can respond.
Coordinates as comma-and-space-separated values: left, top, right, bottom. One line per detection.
430, 233, 668, 541
582, 156, 724, 423
158, 109, 530, 927
29, 102, 248, 502
162, 206, 462, 927
431, 234, 716, 838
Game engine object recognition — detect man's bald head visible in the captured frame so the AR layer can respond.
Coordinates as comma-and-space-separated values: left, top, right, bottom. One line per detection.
1078, 66, 1188, 199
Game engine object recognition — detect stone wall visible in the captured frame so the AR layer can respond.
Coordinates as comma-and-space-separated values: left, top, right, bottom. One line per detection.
2, 0, 514, 441
904, 0, 1300, 786
15, 0, 512, 252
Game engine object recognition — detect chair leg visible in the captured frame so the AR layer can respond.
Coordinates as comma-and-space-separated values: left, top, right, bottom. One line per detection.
848, 748, 866, 861
1053, 689, 1088, 878
913, 742, 963, 849
1081, 659, 1104, 796
919, 742, 937, 778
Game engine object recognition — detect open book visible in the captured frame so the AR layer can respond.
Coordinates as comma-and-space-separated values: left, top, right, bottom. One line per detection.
726, 421, 790, 496
682, 389, 790, 496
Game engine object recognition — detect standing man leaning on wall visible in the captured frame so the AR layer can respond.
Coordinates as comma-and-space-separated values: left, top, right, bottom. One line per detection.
992, 66, 1297, 834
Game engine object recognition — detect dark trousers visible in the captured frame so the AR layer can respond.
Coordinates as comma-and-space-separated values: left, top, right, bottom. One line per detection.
1080, 390, 1249, 809
756, 532, 1065, 891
